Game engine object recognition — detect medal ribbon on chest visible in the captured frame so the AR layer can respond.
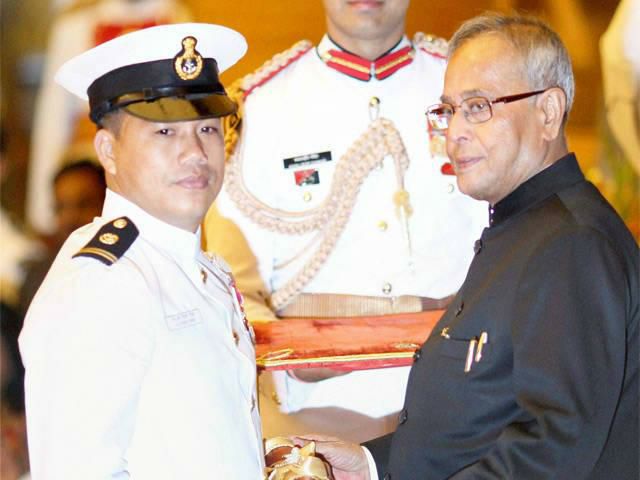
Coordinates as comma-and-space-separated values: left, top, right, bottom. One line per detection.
230, 278, 256, 345
203, 252, 256, 345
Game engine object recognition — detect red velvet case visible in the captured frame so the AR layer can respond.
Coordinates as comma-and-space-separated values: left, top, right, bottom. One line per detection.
254, 310, 444, 371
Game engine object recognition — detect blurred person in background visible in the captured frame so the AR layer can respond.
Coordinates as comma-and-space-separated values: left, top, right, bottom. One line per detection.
598, 0, 640, 239
601, 0, 640, 176
18, 159, 105, 317
1, 302, 31, 480
0, 125, 42, 310
26, 0, 191, 236
0, 125, 34, 480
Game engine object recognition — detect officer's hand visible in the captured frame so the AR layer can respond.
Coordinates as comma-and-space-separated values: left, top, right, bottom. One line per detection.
287, 368, 349, 382
293, 435, 370, 480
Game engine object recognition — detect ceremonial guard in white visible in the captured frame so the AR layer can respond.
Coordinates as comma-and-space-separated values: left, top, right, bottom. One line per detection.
204, 3, 487, 441
20, 24, 265, 478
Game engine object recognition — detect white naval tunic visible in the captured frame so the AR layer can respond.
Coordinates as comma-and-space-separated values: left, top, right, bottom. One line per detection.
20, 190, 264, 479
213, 35, 488, 440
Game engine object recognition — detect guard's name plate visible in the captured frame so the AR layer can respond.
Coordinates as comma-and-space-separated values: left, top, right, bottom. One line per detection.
165, 309, 202, 330
283, 151, 332, 169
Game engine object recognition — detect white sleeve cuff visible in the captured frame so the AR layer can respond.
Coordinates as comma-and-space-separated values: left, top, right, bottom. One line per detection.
362, 446, 379, 480
271, 370, 315, 413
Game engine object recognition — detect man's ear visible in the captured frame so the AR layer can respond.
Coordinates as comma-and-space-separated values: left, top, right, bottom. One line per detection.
94, 128, 117, 175
538, 87, 567, 141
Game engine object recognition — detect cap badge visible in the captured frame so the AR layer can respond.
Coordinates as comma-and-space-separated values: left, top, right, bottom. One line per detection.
174, 36, 203, 81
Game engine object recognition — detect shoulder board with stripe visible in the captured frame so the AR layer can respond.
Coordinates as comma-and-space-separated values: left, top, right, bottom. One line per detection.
224, 40, 313, 158
413, 32, 448, 60
73, 216, 138, 266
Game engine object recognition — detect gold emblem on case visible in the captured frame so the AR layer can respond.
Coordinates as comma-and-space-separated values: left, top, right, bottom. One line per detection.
113, 218, 128, 229
174, 36, 203, 81
99, 233, 119, 245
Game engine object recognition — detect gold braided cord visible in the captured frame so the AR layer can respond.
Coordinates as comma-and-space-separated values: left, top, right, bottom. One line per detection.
222, 82, 244, 159
223, 40, 313, 160
225, 118, 411, 310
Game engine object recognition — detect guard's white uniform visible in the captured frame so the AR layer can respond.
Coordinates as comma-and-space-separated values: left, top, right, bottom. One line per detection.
210, 35, 488, 441
20, 190, 264, 479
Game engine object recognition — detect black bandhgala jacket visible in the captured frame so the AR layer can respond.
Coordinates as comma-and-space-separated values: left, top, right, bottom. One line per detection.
366, 153, 639, 480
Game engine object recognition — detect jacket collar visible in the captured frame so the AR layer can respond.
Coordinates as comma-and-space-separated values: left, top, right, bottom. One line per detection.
489, 153, 584, 227
316, 34, 414, 81
101, 189, 202, 265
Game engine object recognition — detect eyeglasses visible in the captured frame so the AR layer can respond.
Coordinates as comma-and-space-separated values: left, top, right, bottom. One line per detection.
426, 89, 548, 130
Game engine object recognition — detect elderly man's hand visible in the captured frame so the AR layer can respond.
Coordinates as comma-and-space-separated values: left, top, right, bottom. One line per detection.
293, 435, 370, 480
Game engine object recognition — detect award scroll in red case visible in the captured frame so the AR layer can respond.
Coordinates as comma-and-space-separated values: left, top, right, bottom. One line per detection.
253, 310, 444, 371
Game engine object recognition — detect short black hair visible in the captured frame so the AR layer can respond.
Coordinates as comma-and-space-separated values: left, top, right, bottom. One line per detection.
53, 159, 106, 190
99, 110, 125, 136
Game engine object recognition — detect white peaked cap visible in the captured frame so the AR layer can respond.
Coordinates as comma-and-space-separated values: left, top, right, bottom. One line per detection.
54, 23, 247, 124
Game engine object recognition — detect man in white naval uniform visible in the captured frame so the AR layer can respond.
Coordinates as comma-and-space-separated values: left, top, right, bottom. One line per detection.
19, 24, 265, 479
204, 0, 487, 441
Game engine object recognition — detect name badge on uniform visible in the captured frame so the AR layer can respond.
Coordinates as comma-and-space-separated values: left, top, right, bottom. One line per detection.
283, 151, 332, 170
284, 151, 331, 187
165, 309, 202, 330
294, 169, 320, 186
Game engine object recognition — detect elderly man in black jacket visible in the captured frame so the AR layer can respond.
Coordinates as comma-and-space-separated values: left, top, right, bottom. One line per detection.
301, 13, 639, 480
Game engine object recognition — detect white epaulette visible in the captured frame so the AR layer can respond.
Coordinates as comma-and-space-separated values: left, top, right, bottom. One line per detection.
413, 32, 448, 60
239, 40, 313, 97
224, 40, 313, 157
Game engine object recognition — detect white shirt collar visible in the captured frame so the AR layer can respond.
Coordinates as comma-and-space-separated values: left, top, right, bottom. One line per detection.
316, 34, 411, 60
101, 189, 201, 264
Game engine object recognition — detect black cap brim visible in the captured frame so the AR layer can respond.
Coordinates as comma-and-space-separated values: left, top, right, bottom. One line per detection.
87, 57, 237, 125
122, 94, 237, 122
